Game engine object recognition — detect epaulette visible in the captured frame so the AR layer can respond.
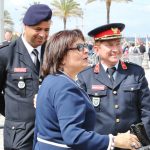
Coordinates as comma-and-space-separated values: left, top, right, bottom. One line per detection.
123, 59, 137, 65
123, 59, 130, 63
123, 58, 136, 64
122, 60, 141, 68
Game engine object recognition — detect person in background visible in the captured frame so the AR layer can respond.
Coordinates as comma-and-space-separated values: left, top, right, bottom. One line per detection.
88, 40, 94, 56
0, 31, 13, 48
139, 41, 146, 54
77, 23, 150, 150
33, 29, 140, 150
128, 42, 143, 66
0, 4, 52, 150
148, 42, 150, 61
4, 31, 13, 42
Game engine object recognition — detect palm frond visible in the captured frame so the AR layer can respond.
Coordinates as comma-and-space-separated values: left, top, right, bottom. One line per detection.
51, 0, 83, 29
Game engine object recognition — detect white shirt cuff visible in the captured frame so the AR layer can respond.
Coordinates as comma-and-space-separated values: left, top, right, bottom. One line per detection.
107, 134, 114, 150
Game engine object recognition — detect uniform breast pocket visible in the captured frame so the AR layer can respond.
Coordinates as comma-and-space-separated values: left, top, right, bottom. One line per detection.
122, 83, 141, 104
87, 89, 107, 111
8, 72, 34, 97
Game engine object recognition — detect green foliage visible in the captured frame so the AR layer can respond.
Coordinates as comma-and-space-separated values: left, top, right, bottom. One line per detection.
51, 0, 83, 29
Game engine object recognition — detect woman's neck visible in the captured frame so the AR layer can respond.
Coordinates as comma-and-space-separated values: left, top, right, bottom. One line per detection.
63, 69, 76, 80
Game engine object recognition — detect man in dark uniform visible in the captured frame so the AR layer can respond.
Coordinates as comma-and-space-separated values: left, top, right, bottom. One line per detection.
77, 23, 150, 149
0, 4, 52, 150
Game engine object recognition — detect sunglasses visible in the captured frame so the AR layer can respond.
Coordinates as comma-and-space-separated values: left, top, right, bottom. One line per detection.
67, 43, 89, 52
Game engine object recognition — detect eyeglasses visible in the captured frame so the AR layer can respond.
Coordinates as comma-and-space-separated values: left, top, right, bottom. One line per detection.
67, 43, 89, 52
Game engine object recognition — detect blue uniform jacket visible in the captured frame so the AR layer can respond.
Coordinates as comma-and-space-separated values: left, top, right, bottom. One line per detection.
77, 61, 150, 138
0, 37, 45, 149
34, 73, 109, 150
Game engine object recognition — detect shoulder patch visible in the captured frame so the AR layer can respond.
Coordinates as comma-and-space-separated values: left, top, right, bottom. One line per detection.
123, 60, 142, 70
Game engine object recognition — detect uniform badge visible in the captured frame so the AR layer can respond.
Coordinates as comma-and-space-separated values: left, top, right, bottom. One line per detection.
92, 97, 100, 107
14, 68, 27, 73
92, 85, 105, 91
18, 77, 25, 89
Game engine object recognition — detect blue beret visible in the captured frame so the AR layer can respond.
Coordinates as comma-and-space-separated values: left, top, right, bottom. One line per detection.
88, 23, 125, 41
23, 4, 52, 26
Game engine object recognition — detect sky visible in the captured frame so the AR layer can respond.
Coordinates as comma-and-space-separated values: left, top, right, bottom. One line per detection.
4, 0, 150, 38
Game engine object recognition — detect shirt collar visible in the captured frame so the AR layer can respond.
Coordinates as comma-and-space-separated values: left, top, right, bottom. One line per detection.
101, 62, 119, 72
21, 35, 41, 57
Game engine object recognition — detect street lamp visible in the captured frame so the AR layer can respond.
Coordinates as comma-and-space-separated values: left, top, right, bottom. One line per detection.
0, 0, 4, 42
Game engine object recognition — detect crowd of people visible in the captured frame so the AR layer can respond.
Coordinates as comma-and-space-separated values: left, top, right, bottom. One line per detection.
0, 3, 150, 150
88, 36, 150, 67
121, 39, 150, 66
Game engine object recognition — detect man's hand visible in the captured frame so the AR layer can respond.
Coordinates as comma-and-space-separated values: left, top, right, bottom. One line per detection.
114, 131, 141, 150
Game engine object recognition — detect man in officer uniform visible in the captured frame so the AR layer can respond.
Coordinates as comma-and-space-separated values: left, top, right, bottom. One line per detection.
0, 4, 52, 150
77, 23, 150, 148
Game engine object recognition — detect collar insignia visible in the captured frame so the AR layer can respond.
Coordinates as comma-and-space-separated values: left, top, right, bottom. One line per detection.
94, 63, 100, 73
121, 61, 127, 70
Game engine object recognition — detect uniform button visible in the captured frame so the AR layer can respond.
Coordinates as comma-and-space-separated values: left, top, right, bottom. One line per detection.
116, 118, 120, 123
115, 105, 119, 109
113, 91, 117, 95
39, 78, 42, 83
19, 76, 23, 80
12, 126, 15, 130
131, 87, 134, 91
94, 93, 98, 96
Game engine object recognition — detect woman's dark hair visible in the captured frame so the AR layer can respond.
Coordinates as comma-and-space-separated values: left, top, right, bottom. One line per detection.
42, 29, 85, 77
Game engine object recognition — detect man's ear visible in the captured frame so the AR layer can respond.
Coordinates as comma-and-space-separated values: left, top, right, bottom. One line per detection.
93, 45, 99, 54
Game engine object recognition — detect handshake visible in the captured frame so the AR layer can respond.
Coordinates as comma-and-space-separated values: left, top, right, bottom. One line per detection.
130, 122, 150, 150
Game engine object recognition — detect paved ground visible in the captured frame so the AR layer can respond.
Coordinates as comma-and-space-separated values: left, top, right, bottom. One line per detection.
0, 63, 150, 150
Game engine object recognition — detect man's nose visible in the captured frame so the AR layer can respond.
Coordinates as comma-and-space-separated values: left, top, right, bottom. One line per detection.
39, 30, 47, 37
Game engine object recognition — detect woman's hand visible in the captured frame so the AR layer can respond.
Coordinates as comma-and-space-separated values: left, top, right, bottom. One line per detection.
114, 131, 141, 150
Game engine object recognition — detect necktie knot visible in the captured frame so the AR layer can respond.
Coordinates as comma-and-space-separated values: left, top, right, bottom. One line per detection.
32, 49, 39, 57
32, 49, 40, 74
107, 67, 116, 84
107, 67, 116, 76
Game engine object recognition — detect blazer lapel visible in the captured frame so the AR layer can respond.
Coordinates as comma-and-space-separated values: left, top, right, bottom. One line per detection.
17, 38, 38, 74
94, 64, 113, 88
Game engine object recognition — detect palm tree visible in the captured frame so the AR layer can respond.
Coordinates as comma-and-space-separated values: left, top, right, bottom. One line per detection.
86, 0, 133, 24
4, 10, 14, 31
51, 0, 83, 30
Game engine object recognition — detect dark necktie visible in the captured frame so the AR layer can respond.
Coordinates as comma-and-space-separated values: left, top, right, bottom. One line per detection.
107, 67, 116, 83
32, 49, 40, 73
